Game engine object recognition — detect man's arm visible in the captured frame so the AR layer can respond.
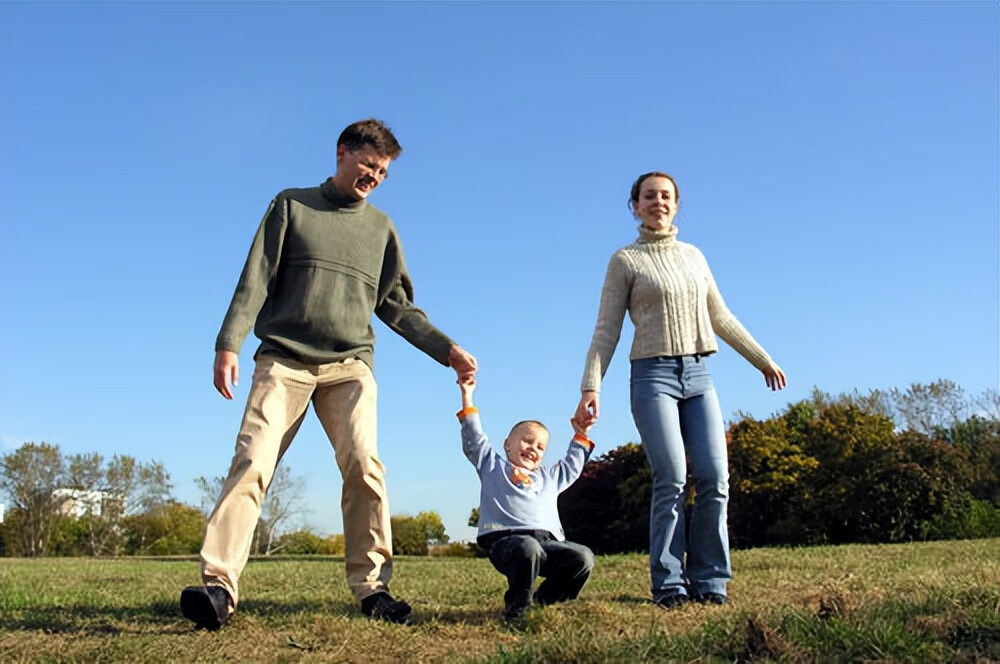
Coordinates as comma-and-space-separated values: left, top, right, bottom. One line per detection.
213, 197, 287, 399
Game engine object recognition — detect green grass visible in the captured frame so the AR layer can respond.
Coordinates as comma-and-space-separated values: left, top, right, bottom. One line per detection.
1, 539, 997, 662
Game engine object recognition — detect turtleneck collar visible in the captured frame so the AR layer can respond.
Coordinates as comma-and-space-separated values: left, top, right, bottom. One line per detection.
636, 223, 678, 246
320, 177, 368, 212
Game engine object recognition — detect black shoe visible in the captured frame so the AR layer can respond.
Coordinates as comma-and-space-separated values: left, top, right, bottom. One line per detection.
504, 602, 530, 620
694, 592, 728, 606
180, 585, 234, 630
361, 591, 412, 624
653, 592, 690, 610
502, 604, 530, 628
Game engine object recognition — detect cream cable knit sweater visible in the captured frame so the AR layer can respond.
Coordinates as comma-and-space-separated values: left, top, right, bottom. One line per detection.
581, 224, 773, 392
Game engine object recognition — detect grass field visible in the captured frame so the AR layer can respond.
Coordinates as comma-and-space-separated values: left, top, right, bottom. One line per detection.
1, 539, 998, 663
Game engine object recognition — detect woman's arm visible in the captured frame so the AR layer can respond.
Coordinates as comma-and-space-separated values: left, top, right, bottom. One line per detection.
577, 252, 633, 422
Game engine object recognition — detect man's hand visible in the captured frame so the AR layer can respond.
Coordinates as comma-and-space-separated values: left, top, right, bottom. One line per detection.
213, 350, 239, 400
574, 391, 599, 428
448, 345, 478, 383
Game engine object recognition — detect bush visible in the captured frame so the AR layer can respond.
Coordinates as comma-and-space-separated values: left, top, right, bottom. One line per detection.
274, 529, 342, 555
924, 495, 1000, 540
391, 516, 428, 555
428, 542, 476, 557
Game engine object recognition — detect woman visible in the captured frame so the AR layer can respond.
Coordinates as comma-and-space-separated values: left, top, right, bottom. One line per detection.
574, 171, 786, 608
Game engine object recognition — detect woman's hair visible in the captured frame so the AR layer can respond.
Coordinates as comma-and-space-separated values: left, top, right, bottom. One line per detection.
628, 171, 680, 213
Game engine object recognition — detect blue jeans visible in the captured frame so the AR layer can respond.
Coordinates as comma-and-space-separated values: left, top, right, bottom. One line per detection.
630, 355, 731, 598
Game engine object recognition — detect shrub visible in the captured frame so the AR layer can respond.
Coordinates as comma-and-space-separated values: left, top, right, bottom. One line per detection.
428, 542, 476, 558
924, 495, 1000, 540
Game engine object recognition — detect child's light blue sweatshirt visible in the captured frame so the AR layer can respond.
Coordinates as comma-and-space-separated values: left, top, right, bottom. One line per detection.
457, 408, 595, 541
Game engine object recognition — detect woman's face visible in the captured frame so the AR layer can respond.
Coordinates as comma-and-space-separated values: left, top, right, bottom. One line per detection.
633, 176, 678, 231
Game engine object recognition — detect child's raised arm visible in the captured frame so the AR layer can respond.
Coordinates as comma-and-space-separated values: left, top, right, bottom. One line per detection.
459, 376, 476, 412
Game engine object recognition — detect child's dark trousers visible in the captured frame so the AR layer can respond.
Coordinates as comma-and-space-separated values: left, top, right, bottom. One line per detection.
479, 530, 595, 616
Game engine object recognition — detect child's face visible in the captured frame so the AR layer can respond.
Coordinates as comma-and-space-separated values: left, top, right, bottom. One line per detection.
503, 423, 549, 471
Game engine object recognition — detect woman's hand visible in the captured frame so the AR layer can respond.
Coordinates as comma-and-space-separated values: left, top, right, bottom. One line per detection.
762, 362, 787, 391
575, 391, 600, 427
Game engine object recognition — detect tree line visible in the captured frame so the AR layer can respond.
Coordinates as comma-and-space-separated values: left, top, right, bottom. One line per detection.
3, 379, 997, 557
559, 380, 999, 553
0, 445, 450, 557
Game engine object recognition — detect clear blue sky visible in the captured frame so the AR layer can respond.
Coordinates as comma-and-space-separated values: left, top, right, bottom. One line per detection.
2, 1, 997, 543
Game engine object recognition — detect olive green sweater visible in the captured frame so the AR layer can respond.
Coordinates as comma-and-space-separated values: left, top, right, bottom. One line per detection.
215, 178, 454, 369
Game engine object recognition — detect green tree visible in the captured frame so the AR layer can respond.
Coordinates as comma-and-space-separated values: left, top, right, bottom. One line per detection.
47, 514, 90, 556
728, 405, 820, 548
325, 533, 345, 556
123, 501, 206, 555
858, 431, 973, 542
64, 453, 173, 556
0, 442, 69, 556
390, 515, 428, 555
414, 510, 448, 543
948, 415, 1000, 505
272, 529, 342, 555
467, 507, 480, 527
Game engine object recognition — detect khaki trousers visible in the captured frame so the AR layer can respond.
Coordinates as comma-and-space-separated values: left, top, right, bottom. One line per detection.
200, 354, 391, 605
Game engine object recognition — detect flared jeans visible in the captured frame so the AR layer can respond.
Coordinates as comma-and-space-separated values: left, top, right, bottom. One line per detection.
630, 355, 732, 598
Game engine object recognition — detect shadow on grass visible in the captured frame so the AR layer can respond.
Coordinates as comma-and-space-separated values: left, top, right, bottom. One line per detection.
1, 599, 188, 635
2, 595, 510, 635
613, 593, 655, 606
1, 597, 358, 635
408, 607, 507, 626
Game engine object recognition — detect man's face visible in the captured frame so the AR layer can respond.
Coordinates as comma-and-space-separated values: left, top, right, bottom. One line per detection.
503, 423, 549, 472
331, 144, 393, 200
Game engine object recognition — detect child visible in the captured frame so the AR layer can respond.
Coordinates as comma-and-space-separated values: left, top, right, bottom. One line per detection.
457, 377, 596, 620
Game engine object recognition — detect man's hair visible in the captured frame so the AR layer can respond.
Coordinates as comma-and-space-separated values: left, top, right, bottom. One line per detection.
507, 419, 549, 439
337, 118, 402, 159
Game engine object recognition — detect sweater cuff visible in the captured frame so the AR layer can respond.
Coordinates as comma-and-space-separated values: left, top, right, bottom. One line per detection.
456, 407, 479, 420
572, 432, 595, 451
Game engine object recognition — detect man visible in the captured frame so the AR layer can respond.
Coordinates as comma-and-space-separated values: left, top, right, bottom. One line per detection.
180, 118, 477, 629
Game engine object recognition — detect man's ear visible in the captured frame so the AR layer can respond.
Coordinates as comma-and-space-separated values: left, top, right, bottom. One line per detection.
335, 144, 347, 164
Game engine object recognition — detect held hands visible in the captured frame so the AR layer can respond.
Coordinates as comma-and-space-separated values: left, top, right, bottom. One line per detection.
762, 362, 787, 391
213, 350, 239, 400
448, 345, 478, 383
574, 391, 599, 429
570, 414, 592, 438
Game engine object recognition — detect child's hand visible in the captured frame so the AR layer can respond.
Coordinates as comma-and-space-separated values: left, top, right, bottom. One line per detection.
458, 376, 476, 410
570, 414, 591, 437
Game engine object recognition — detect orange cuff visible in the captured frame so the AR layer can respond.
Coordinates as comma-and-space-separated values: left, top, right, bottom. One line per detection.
572, 432, 595, 451
456, 406, 479, 420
